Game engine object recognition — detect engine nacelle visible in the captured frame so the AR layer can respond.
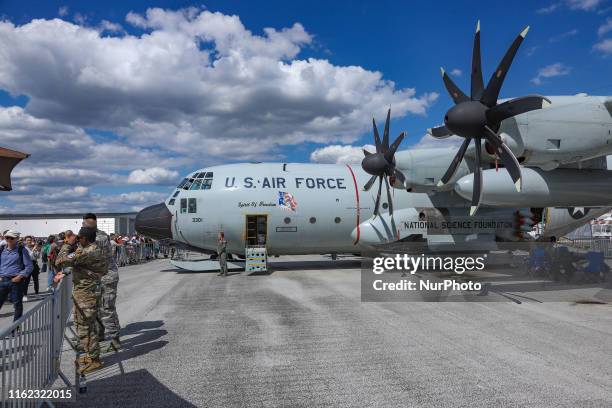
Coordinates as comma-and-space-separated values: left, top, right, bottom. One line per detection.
395, 148, 464, 193
455, 167, 612, 207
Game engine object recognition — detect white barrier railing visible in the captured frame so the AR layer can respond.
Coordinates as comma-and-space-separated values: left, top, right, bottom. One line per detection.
559, 237, 612, 258
0, 274, 73, 407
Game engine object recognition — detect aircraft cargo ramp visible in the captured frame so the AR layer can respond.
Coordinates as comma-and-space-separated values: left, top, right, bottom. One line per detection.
54, 255, 612, 407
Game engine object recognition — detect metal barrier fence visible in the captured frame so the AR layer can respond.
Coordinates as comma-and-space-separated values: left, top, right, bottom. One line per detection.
558, 237, 612, 258
0, 274, 73, 408
113, 243, 157, 267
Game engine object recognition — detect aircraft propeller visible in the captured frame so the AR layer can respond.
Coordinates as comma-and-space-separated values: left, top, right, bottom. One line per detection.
361, 108, 406, 218
429, 21, 550, 215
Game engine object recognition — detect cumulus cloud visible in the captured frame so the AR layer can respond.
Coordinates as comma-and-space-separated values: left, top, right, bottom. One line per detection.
594, 38, 612, 54
413, 134, 464, 149
450, 68, 462, 77
4, 188, 167, 213
128, 167, 179, 184
0, 8, 437, 158
310, 144, 376, 164
566, 0, 603, 10
0, 7, 438, 213
531, 63, 571, 85
598, 18, 612, 36
549, 29, 578, 42
537, 0, 603, 13
12, 167, 117, 187
98, 20, 124, 34
0, 105, 179, 212
0, 106, 177, 171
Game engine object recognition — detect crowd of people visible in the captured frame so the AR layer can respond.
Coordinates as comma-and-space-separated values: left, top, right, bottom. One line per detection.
0, 213, 157, 375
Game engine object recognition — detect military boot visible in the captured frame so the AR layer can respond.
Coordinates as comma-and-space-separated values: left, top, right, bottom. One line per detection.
79, 358, 103, 375
104, 336, 121, 352
76, 355, 90, 367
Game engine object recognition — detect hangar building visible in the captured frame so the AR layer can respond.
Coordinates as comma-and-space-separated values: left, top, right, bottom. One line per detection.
0, 212, 137, 238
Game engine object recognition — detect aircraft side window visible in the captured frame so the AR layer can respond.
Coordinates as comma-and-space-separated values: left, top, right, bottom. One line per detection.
168, 199, 176, 206
202, 179, 213, 190
180, 198, 187, 213
190, 180, 202, 190
172, 190, 180, 198
188, 198, 197, 213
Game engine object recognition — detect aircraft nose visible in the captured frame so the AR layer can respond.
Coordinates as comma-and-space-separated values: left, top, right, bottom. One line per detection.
135, 202, 173, 240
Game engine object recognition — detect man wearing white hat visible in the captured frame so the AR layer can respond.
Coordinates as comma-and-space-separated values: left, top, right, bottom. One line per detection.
0, 230, 33, 321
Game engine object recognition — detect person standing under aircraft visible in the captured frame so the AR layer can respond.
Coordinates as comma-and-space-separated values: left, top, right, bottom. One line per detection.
82, 213, 121, 349
0, 230, 33, 321
217, 232, 228, 277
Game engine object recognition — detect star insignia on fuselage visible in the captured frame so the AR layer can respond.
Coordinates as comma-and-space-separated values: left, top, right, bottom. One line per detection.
568, 207, 589, 219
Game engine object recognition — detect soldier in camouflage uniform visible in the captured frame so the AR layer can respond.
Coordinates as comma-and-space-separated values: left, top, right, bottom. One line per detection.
55, 230, 77, 271
217, 231, 228, 276
83, 213, 121, 349
56, 226, 107, 375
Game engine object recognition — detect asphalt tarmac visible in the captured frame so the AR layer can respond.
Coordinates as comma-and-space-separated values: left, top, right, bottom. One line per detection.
55, 255, 612, 407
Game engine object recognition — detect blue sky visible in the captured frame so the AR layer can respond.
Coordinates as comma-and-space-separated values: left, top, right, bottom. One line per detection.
0, 0, 610, 212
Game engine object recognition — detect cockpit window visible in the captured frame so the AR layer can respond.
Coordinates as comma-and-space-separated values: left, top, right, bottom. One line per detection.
172, 190, 180, 198
181, 171, 214, 190
190, 180, 202, 190
177, 172, 213, 190
180, 198, 187, 213
177, 178, 188, 189
183, 179, 194, 190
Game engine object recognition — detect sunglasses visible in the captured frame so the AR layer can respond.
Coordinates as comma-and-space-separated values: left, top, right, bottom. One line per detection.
5, 237, 15, 240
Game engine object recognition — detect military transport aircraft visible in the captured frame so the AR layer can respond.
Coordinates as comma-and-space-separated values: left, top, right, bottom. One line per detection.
135, 23, 612, 263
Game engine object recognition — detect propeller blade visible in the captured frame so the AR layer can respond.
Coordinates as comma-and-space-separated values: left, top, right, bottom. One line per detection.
437, 137, 471, 186
373, 176, 383, 217
486, 95, 551, 124
384, 174, 394, 216
470, 138, 483, 216
373, 118, 382, 153
386, 131, 405, 161
382, 109, 391, 152
440, 68, 469, 104
363, 148, 373, 157
363, 174, 377, 191
471, 20, 484, 100
481, 26, 529, 107
427, 125, 452, 138
484, 125, 522, 191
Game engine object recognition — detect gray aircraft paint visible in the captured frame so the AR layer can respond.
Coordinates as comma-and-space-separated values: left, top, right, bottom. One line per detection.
454, 168, 612, 207
147, 94, 612, 255
165, 162, 503, 255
